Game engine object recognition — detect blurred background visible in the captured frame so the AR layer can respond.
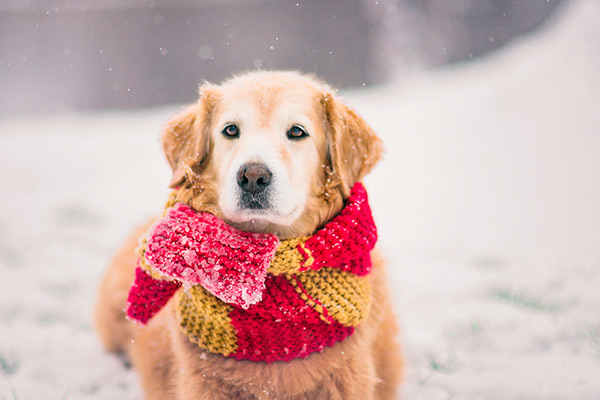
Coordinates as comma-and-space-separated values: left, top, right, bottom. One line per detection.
1, 0, 566, 115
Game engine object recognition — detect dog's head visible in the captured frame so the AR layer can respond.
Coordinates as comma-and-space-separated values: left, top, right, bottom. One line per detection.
162, 71, 383, 237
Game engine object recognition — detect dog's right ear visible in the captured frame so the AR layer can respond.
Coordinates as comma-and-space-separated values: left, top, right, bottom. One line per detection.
162, 84, 219, 188
321, 92, 384, 197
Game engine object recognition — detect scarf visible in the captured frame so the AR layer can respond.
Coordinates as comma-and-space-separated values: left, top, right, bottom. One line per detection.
126, 183, 377, 362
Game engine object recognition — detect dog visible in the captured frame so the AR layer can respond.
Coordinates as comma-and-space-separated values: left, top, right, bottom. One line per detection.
94, 71, 402, 399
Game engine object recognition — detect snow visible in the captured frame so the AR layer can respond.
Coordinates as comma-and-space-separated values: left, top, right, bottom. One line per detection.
1, 0, 599, 398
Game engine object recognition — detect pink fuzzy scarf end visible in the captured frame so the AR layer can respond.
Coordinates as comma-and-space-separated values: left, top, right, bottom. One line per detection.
143, 204, 280, 309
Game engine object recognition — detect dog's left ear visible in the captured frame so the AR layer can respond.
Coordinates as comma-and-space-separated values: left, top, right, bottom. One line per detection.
322, 93, 384, 197
162, 84, 219, 188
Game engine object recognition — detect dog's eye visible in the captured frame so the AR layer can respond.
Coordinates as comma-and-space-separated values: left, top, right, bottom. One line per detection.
287, 125, 308, 140
222, 124, 240, 139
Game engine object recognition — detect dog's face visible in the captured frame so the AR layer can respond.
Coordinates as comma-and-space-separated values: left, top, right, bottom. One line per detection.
210, 77, 326, 227
162, 71, 382, 237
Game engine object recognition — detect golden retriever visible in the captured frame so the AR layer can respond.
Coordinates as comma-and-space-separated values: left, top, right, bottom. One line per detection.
95, 70, 402, 399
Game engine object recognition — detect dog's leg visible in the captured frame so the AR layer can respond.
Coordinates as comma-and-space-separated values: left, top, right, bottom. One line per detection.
372, 307, 403, 399
94, 221, 152, 353
369, 257, 404, 399
128, 311, 177, 400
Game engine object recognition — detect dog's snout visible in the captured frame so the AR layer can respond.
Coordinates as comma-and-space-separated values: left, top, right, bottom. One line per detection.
237, 163, 272, 194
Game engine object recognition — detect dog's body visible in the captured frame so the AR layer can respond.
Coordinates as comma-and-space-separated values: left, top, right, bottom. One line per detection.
95, 71, 402, 399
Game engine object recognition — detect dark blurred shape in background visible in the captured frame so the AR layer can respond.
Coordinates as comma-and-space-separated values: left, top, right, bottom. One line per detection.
0, 0, 566, 115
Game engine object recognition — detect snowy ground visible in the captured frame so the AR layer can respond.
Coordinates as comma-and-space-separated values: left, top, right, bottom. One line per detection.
1, 0, 599, 399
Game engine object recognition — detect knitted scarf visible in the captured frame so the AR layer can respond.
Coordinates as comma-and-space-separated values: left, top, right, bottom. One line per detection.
126, 182, 377, 363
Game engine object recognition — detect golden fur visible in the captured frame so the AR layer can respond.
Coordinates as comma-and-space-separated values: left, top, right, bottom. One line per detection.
95, 71, 403, 399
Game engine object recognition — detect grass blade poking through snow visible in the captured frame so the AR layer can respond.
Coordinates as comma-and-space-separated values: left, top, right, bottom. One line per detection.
418, 353, 458, 386
490, 288, 563, 312
61, 388, 72, 400
426, 353, 456, 373
577, 325, 600, 354
0, 351, 18, 375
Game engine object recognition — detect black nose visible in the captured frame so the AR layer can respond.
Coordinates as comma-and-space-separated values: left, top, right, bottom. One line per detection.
237, 163, 272, 194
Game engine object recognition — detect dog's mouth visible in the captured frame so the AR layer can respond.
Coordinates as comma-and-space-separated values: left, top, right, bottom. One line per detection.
226, 200, 282, 223
238, 191, 271, 211
222, 194, 301, 229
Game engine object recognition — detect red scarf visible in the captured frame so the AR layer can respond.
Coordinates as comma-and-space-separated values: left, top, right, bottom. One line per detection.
126, 183, 377, 362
